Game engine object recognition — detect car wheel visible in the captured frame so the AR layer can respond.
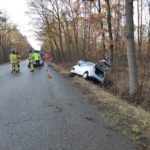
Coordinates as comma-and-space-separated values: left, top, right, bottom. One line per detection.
69, 72, 75, 77
83, 72, 88, 79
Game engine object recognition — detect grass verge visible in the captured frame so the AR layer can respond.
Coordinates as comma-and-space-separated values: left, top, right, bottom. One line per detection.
48, 62, 150, 150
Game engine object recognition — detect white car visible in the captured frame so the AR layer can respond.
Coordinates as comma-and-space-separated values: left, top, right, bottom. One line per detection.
70, 60, 105, 84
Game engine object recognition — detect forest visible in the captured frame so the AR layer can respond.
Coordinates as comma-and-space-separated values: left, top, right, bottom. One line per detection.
0, 1, 149, 148
26, 0, 150, 110
0, 11, 31, 64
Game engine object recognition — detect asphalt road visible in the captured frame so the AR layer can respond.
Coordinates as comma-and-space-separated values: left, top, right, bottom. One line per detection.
0, 61, 137, 150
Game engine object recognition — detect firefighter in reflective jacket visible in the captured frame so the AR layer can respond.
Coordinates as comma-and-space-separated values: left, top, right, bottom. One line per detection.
9, 50, 19, 73
33, 52, 40, 66
28, 50, 35, 72
16, 51, 21, 69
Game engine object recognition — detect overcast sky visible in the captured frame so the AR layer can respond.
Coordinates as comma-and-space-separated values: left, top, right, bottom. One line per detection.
0, 0, 148, 50
0, 0, 41, 50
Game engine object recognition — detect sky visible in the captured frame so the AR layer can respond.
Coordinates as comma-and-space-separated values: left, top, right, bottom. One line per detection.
0, 0, 148, 50
0, 0, 41, 50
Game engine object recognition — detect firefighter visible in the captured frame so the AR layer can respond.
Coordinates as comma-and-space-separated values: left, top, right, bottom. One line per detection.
16, 51, 21, 71
28, 50, 35, 72
9, 50, 19, 73
33, 52, 40, 66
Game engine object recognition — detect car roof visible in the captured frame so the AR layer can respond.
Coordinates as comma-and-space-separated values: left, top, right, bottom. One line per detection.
78, 60, 85, 64
77, 60, 95, 66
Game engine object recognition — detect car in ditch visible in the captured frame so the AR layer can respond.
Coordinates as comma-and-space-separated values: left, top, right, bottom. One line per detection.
70, 60, 105, 84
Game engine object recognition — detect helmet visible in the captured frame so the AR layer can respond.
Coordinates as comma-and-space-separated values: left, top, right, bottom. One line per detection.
28, 49, 31, 53
11, 50, 16, 54
28, 48, 33, 53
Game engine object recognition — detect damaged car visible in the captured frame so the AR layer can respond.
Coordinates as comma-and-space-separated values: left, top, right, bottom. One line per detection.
70, 60, 105, 84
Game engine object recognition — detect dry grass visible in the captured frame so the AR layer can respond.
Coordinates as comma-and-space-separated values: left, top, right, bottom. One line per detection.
71, 77, 150, 150
49, 62, 150, 150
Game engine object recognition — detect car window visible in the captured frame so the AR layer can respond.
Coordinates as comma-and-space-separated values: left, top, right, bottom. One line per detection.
98, 61, 111, 69
104, 62, 111, 68
95, 67, 104, 78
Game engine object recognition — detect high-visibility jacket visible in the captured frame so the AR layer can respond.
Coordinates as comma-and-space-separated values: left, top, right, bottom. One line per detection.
28, 53, 35, 63
16, 54, 21, 63
9, 54, 17, 64
33, 53, 40, 61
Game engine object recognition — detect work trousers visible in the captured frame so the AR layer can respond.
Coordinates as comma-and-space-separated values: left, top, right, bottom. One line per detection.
11, 63, 19, 72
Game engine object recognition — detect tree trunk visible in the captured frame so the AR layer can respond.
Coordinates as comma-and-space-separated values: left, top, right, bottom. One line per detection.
137, 0, 140, 57
114, 0, 121, 72
139, 0, 143, 58
147, 1, 150, 58
148, 2, 150, 76
137, 0, 143, 59
126, 0, 139, 95
98, 0, 105, 52
105, 0, 114, 69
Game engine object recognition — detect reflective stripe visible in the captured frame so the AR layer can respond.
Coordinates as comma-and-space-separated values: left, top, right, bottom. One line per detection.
29, 53, 35, 63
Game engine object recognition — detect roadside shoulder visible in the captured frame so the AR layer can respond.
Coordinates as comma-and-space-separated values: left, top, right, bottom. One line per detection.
48, 62, 150, 150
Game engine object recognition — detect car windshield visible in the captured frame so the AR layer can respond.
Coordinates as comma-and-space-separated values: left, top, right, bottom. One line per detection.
103, 62, 111, 67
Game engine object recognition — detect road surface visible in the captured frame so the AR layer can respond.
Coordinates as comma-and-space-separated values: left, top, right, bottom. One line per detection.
0, 61, 137, 150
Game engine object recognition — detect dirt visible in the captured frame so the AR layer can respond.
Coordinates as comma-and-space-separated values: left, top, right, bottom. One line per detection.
48, 62, 150, 150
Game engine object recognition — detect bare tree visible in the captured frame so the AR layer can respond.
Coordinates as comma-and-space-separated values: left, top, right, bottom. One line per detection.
126, 0, 139, 95
137, 0, 143, 59
105, 0, 114, 69
148, 0, 150, 57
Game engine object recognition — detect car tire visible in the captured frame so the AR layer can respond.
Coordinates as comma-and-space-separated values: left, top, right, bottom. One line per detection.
69, 72, 75, 77
83, 72, 88, 79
